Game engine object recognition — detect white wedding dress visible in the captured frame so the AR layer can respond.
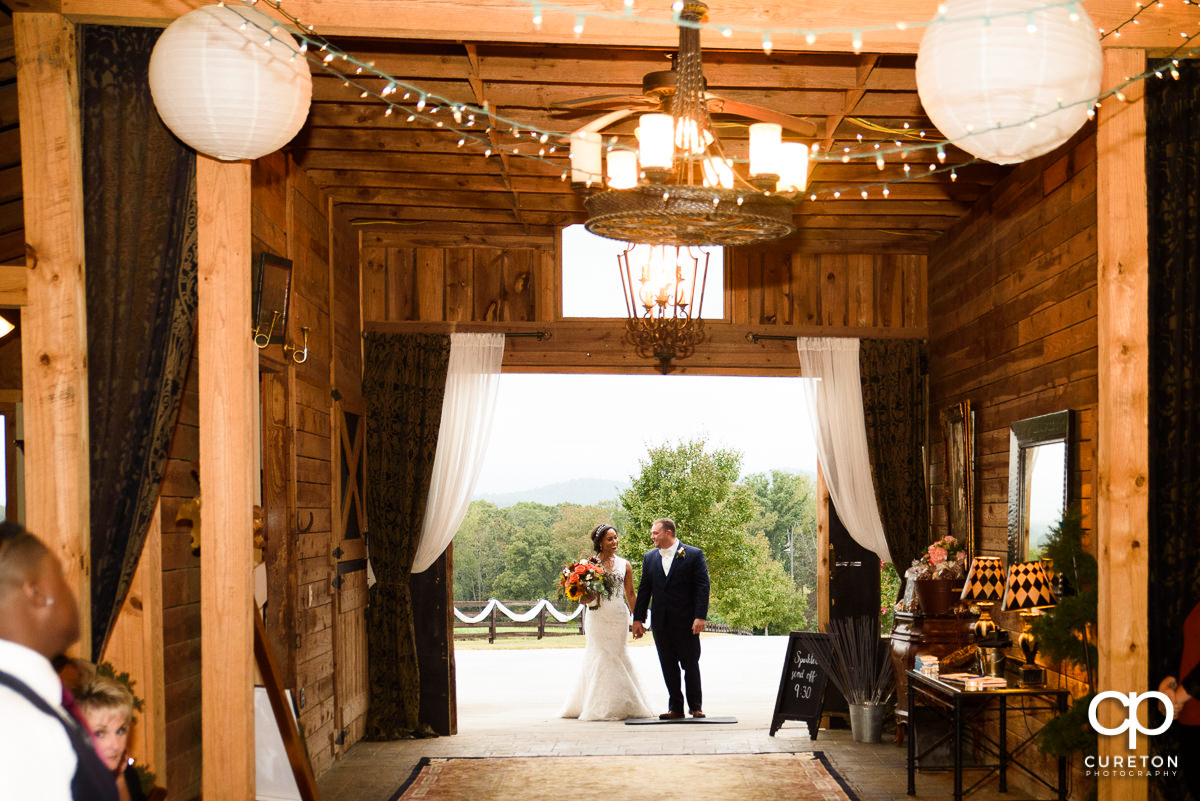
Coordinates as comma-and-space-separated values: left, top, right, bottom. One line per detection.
560, 556, 655, 720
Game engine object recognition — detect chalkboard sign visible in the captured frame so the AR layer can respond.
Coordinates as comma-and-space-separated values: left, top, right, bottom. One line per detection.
770, 631, 830, 738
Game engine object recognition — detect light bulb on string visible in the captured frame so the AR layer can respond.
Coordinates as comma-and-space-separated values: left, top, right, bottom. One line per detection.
762, 32, 773, 54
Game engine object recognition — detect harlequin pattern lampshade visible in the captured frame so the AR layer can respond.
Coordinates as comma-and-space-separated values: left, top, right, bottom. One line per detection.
960, 556, 1006, 602
1000, 560, 1056, 611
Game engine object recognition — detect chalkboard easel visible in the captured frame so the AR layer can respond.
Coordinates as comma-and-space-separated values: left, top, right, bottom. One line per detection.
770, 631, 830, 738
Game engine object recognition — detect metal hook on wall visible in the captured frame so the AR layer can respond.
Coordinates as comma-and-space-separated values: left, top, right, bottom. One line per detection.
283, 326, 309, 364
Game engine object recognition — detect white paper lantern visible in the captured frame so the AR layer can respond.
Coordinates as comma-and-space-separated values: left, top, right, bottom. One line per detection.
915, 0, 1102, 165
149, 5, 312, 161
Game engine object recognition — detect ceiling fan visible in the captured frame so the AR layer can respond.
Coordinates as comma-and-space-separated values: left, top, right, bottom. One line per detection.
551, 2, 818, 138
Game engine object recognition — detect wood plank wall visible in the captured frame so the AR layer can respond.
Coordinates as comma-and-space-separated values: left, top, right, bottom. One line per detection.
926, 129, 1098, 794
359, 233, 928, 375
250, 151, 363, 778
160, 357, 201, 801
928, 129, 1097, 554
0, 9, 21, 264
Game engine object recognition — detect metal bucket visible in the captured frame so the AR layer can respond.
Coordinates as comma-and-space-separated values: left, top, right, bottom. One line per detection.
848, 702, 885, 743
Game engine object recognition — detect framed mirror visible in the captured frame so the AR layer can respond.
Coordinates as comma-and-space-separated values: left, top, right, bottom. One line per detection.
252, 253, 293, 348
1007, 410, 1072, 565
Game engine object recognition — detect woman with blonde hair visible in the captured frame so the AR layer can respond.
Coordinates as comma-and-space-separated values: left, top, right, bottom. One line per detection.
75, 673, 144, 801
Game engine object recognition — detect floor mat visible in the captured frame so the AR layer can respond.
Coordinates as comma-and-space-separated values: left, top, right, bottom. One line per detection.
388, 752, 861, 801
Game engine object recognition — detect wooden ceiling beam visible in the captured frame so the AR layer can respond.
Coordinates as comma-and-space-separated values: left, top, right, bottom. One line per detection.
302, 170, 577, 195
56, 0, 1199, 54
819, 54, 879, 157
463, 42, 528, 232
356, 221, 556, 242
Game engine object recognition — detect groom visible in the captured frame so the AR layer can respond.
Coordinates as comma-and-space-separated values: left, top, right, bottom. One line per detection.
632, 517, 710, 719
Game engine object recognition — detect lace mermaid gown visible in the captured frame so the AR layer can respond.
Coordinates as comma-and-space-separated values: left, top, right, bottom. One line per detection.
560, 556, 655, 720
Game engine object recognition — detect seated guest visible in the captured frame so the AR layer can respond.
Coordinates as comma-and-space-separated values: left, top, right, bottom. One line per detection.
0, 522, 118, 801
76, 673, 145, 801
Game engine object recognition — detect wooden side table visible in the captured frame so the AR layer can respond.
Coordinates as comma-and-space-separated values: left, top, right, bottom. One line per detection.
905, 669, 1069, 801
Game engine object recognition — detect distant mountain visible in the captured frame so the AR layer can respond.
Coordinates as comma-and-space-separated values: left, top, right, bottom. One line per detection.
474, 478, 629, 508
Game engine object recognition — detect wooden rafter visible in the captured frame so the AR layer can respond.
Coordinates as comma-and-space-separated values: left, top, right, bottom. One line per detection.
818, 54, 878, 159
463, 42, 529, 233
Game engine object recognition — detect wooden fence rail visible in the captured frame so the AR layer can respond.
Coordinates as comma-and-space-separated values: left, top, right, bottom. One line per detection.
453, 599, 584, 644
453, 599, 754, 642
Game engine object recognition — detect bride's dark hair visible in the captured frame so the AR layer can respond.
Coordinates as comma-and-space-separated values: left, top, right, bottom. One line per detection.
590, 524, 616, 553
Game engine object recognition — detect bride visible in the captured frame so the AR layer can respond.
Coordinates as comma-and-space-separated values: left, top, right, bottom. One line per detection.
561, 524, 654, 720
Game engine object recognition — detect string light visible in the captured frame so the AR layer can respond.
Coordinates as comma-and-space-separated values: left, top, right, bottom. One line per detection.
217, 0, 1199, 199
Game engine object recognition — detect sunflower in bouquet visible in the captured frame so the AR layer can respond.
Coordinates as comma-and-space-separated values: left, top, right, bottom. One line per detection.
558, 557, 615, 609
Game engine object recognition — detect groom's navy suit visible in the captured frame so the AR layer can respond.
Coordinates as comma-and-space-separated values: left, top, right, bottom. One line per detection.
633, 542, 710, 714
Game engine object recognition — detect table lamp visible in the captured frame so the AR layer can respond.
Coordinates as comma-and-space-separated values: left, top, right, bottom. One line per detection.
960, 556, 1005, 638
1000, 560, 1057, 687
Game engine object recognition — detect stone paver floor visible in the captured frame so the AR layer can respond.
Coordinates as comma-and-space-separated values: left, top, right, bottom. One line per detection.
316, 635, 1066, 801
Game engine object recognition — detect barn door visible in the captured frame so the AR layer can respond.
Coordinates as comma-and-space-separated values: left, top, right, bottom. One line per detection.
331, 402, 368, 754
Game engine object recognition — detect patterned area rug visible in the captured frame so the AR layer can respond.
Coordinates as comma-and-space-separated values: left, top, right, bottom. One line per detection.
388, 752, 861, 801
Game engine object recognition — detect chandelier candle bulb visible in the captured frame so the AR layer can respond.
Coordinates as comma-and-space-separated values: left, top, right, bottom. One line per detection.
636, 114, 675, 172
777, 142, 809, 193
606, 150, 639, 190
748, 123, 782, 180
702, 156, 734, 189
569, 130, 603, 186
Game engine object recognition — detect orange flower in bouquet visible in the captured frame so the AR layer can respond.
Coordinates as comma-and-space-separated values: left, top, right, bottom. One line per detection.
558, 557, 614, 609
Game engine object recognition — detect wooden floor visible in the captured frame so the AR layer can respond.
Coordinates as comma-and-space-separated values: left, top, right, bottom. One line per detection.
316, 636, 1075, 801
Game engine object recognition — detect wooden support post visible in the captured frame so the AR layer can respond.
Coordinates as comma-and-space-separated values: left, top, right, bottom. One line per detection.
1096, 49, 1149, 801
100, 503, 167, 781
198, 155, 255, 801
816, 463, 831, 631
14, 12, 91, 657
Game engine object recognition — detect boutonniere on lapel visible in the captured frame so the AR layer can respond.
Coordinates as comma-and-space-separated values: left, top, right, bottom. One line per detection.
674, 546, 686, 562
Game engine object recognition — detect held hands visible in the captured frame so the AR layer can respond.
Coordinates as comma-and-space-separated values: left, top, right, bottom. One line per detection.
692, 618, 706, 635
632, 621, 645, 639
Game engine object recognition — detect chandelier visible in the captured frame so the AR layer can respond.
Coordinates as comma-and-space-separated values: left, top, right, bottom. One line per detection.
568, 1, 808, 373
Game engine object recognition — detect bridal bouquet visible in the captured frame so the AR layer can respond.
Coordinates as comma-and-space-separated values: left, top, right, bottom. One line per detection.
558, 557, 615, 609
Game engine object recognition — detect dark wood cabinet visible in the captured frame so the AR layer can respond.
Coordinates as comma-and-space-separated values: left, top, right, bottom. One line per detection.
889, 611, 976, 726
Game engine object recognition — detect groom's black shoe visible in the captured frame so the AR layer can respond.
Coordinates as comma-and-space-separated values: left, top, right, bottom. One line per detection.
659, 710, 686, 720
691, 710, 706, 718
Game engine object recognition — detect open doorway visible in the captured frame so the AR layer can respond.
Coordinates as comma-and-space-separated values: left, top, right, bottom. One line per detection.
450, 372, 824, 729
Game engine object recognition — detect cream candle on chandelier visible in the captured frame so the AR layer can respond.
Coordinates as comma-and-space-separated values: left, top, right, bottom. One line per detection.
637, 113, 675, 171
569, 130, 602, 185
748, 122, 782, 178
777, 142, 809, 192
606, 149, 638, 189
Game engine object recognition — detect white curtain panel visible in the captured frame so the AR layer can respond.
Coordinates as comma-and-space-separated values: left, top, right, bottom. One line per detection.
796, 337, 892, 563
410, 332, 505, 573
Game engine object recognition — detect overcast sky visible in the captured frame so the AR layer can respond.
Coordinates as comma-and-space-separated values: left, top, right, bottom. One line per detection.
473, 373, 819, 495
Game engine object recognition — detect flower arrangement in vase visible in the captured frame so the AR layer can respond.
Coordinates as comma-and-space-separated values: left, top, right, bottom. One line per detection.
900, 535, 969, 616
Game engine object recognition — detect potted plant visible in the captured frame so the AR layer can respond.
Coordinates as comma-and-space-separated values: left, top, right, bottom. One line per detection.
909, 535, 968, 616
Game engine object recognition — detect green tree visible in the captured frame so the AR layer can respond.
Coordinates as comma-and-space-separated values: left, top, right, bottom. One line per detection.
743, 470, 818, 566
619, 439, 805, 629
451, 500, 511, 602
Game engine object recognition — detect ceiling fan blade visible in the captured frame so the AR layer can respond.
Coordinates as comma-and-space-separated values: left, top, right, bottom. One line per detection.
707, 94, 819, 138
550, 94, 653, 111
573, 108, 637, 135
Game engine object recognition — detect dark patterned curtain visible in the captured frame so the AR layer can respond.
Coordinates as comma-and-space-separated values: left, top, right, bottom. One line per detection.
1147, 59, 1200, 800
81, 25, 198, 658
363, 332, 450, 738
859, 339, 929, 570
